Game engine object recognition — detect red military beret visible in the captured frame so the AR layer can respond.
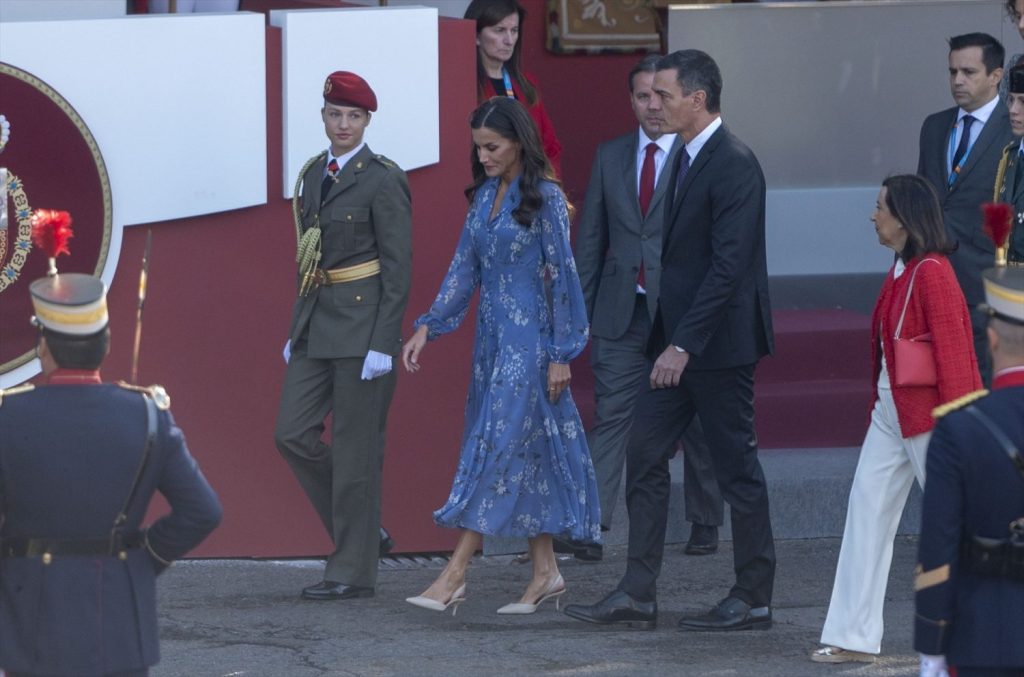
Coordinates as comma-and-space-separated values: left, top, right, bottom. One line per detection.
323, 71, 377, 112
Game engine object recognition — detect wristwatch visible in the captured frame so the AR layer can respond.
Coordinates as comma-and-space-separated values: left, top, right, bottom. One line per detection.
673, 345, 687, 354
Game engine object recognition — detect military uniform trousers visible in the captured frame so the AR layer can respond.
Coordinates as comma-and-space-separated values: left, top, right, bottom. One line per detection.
589, 294, 723, 530
820, 377, 930, 654
275, 337, 396, 588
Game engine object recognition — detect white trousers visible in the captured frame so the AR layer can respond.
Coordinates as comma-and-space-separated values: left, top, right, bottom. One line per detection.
819, 385, 931, 654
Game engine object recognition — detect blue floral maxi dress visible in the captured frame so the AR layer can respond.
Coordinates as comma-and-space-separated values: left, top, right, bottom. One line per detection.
415, 177, 602, 543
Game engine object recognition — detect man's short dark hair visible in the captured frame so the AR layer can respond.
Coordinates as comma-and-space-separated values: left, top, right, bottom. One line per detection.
655, 49, 723, 114
949, 32, 1005, 73
628, 54, 663, 92
43, 328, 110, 370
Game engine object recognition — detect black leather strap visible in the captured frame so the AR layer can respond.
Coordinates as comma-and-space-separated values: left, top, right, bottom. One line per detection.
2, 532, 144, 558
112, 396, 158, 533
965, 405, 1024, 481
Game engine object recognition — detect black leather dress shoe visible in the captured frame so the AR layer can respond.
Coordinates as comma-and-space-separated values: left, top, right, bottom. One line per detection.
553, 537, 603, 561
678, 596, 771, 631
301, 580, 375, 601
379, 527, 395, 557
564, 589, 657, 629
684, 523, 719, 556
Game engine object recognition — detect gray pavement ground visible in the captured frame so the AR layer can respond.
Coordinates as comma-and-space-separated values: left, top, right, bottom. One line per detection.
153, 536, 922, 677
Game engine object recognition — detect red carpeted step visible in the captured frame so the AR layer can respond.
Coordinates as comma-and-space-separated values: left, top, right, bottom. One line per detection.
758, 309, 872, 384
754, 379, 873, 448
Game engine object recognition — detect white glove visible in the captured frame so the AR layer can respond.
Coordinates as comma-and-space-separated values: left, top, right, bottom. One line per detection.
282, 340, 291, 364
919, 654, 948, 677
361, 350, 392, 380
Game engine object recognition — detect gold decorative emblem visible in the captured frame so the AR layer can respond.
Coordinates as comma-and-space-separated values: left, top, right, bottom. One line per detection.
324, 78, 332, 96
0, 112, 32, 291
0, 63, 113, 379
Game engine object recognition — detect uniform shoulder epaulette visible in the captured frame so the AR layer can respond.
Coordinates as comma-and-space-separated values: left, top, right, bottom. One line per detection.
116, 381, 171, 411
372, 154, 397, 169
0, 383, 35, 407
932, 389, 988, 419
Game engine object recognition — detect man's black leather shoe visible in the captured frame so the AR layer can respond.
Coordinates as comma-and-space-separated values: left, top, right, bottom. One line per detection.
563, 589, 657, 629
301, 580, 375, 601
684, 523, 719, 556
553, 537, 603, 561
379, 527, 395, 557
678, 596, 771, 631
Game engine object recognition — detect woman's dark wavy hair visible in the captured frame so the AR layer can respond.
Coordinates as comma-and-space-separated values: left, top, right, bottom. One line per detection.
881, 174, 956, 263
465, 97, 566, 227
464, 0, 537, 105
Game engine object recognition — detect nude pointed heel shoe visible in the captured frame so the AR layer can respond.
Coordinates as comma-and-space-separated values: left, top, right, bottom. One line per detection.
405, 584, 467, 616
496, 574, 566, 615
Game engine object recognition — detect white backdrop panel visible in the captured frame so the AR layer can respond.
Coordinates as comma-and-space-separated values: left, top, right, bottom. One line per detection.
0, 0, 125, 21
271, 6, 439, 198
0, 13, 267, 226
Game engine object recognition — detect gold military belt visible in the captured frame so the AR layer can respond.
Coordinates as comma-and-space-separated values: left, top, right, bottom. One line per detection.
312, 259, 381, 286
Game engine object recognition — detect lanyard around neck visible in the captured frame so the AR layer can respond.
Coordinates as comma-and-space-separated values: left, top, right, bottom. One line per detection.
947, 116, 977, 186
501, 68, 515, 98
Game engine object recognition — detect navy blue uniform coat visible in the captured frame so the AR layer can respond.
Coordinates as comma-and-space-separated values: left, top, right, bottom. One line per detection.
0, 383, 222, 675
914, 383, 1024, 670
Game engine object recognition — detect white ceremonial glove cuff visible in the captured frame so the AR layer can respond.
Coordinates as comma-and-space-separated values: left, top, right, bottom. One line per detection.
919, 653, 948, 677
361, 350, 393, 380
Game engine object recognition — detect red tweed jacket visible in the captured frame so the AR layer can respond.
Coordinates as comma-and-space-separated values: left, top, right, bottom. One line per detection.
870, 254, 982, 437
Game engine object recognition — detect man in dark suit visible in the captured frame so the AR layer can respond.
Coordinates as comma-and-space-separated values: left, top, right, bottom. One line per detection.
918, 32, 1012, 385
914, 265, 1024, 677
0, 263, 222, 676
275, 71, 412, 600
573, 54, 723, 562
565, 49, 776, 631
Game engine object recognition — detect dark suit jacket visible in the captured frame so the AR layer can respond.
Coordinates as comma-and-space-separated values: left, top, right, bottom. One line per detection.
289, 144, 413, 359
576, 131, 682, 339
918, 104, 1013, 305
654, 124, 773, 370
914, 384, 1024, 669
0, 382, 222, 675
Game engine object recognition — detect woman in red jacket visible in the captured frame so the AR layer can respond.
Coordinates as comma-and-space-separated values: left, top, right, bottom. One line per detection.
464, 0, 562, 177
812, 174, 982, 664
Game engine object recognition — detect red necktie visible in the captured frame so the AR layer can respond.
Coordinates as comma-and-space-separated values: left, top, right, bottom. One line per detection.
637, 143, 658, 288
638, 142, 658, 216
321, 158, 340, 201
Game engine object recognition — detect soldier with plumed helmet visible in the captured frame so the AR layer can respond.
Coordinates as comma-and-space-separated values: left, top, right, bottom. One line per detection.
0, 210, 222, 676
915, 214, 1024, 676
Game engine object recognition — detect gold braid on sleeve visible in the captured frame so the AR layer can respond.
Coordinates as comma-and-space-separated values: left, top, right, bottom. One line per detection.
293, 151, 327, 296
994, 144, 1013, 202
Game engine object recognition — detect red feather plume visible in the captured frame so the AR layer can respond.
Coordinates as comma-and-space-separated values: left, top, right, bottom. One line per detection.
981, 202, 1012, 249
30, 209, 74, 260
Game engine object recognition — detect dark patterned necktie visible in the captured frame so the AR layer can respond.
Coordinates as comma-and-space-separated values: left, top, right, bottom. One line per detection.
321, 158, 340, 201
674, 146, 691, 202
950, 115, 975, 179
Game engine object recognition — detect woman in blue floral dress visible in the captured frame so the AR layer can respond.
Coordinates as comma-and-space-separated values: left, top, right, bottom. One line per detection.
402, 97, 601, 615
